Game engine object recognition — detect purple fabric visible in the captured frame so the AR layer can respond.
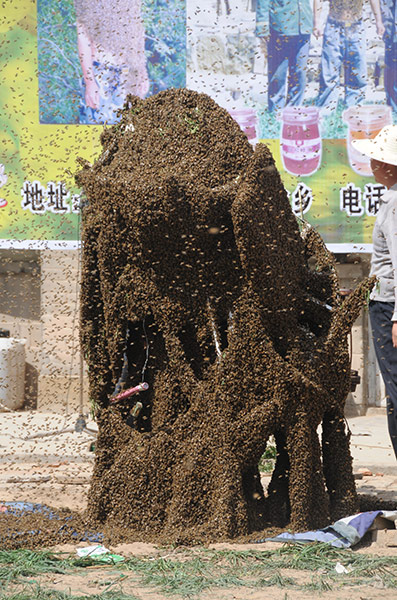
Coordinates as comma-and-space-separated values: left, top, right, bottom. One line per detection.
346, 511, 382, 538
252, 510, 397, 548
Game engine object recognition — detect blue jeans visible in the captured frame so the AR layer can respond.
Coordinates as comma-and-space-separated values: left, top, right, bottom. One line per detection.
317, 18, 367, 110
79, 61, 127, 125
384, 35, 397, 112
267, 28, 310, 112
369, 300, 397, 459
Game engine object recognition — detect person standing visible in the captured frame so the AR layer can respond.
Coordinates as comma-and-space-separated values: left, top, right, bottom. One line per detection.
353, 126, 397, 459
381, 0, 397, 112
255, 0, 320, 113
316, 0, 384, 111
74, 0, 149, 124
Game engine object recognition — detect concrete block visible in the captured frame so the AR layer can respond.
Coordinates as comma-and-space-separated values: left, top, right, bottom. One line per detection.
0, 317, 18, 337
41, 313, 78, 333
37, 374, 89, 413
366, 406, 387, 415
351, 355, 364, 370
26, 322, 43, 347
35, 348, 82, 378
41, 275, 78, 298
40, 333, 78, 353
0, 315, 42, 355
41, 262, 78, 278
371, 528, 397, 547
345, 392, 367, 417
40, 289, 78, 312
346, 388, 364, 406
336, 260, 370, 281
40, 250, 79, 272
17, 321, 40, 346
351, 323, 364, 337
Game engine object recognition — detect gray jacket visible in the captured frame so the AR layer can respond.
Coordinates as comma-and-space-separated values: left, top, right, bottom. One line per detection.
370, 183, 397, 320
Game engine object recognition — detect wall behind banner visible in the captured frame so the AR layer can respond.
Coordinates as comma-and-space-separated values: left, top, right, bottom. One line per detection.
0, 0, 396, 249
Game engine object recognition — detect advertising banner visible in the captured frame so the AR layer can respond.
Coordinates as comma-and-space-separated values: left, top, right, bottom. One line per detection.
1, 0, 396, 250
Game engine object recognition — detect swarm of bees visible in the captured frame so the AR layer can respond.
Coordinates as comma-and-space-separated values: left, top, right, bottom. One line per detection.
73, 88, 374, 544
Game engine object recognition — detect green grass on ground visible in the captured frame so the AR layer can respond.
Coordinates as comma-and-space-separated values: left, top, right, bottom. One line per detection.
0, 543, 396, 599
258, 443, 277, 473
0, 592, 139, 600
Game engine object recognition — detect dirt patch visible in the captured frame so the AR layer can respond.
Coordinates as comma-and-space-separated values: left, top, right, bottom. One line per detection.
4, 543, 397, 600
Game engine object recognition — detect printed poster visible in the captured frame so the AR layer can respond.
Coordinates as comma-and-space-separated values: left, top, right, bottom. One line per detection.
1, 0, 396, 250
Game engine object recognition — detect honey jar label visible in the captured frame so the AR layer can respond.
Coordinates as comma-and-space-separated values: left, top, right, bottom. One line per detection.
281, 138, 322, 160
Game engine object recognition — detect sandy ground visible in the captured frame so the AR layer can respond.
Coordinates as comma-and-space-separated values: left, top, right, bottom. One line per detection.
4, 541, 397, 600
6, 572, 397, 600
1, 463, 396, 599
0, 412, 396, 599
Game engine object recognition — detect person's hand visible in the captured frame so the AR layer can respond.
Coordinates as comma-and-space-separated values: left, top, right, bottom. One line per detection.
376, 20, 385, 37
85, 78, 100, 109
139, 69, 150, 98
259, 37, 268, 61
392, 322, 397, 347
313, 24, 322, 38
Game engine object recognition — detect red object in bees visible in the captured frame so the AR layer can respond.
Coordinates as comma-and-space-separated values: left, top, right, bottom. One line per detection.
110, 382, 149, 404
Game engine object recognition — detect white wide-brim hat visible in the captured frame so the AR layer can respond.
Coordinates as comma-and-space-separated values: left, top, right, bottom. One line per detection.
352, 125, 397, 166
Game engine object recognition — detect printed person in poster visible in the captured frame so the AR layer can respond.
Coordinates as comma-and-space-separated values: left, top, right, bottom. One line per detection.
381, 0, 397, 112
74, 0, 149, 124
316, 0, 385, 111
353, 126, 397, 459
255, 0, 320, 112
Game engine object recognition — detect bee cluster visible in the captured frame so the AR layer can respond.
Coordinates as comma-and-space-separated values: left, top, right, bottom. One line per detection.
73, 89, 377, 544
8, 88, 371, 547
